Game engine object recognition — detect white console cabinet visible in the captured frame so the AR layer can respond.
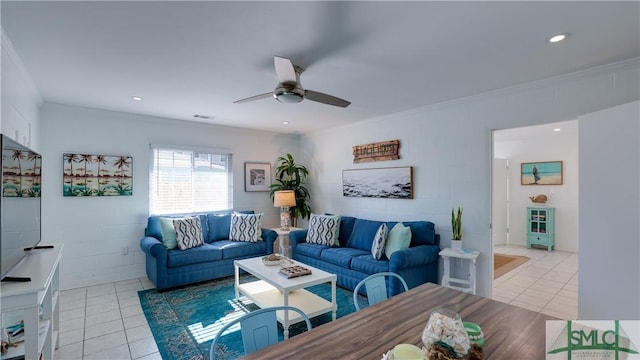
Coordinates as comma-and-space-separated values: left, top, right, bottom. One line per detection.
1, 244, 62, 360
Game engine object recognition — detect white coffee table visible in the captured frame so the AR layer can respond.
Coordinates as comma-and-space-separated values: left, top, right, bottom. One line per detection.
234, 256, 337, 338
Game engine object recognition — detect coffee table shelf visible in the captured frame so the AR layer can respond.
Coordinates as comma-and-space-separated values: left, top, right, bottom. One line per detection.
234, 257, 337, 338
236, 280, 333, 323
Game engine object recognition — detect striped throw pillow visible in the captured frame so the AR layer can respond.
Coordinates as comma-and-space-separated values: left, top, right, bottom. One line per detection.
173, 217, 204, 250
229, 213, 263, 242
371, 223, 388, 260
306, 214, 340, 246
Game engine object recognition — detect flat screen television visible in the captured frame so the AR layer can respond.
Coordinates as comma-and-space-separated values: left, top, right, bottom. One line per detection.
0, 134, 42, 281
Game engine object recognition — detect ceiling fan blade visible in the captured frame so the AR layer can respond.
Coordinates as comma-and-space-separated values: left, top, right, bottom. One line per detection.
274, 56, 297, 84
233, 92, 273, 104
305, 90, 351, 108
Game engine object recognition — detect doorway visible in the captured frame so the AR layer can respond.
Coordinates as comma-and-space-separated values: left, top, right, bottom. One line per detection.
491, 121, 579, 319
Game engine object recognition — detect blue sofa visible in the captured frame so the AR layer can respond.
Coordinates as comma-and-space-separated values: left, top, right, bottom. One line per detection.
290, 216, 440, 296
140, 212, 277, 290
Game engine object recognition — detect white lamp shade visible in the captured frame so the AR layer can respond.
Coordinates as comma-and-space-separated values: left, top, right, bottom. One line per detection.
274, 190, 296, 207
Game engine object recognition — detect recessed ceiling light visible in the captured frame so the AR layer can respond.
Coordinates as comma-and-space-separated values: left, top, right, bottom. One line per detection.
548, 34, 567, 43
554, 128, 561, 132
131, 96, 143, 101
283, 121, 289, 125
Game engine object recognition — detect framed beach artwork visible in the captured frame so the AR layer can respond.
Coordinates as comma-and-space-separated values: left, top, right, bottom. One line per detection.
63, 153, 133, 196
521, 161, 563, 185
2, 149, 42, 197
244, 162, 271, 192
342, 166, 413, 199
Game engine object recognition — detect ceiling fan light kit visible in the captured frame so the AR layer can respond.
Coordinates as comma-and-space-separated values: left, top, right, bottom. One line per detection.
274, 84, 305, 103
235, 56, 351, 108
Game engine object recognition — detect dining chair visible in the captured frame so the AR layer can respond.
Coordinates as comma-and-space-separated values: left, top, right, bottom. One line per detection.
209, 305, 312, 359
353, 272, 409, 311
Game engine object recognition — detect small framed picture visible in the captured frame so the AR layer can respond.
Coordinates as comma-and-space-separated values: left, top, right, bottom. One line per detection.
244, 162, 271, 192
521, 161, 563, 185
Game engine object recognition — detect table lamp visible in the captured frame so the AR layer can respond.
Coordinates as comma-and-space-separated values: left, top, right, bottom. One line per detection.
273, 190, 296, 231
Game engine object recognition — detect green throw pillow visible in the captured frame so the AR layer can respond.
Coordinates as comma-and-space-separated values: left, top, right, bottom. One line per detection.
159, 217, 178, 249
385, 222, 411, 259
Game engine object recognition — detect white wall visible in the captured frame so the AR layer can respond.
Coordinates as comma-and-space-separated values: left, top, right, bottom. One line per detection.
302, 59, 639, 298
494, 121, 579, 252
40, 103, 299, 290
578, 101, 639, 320
1, 31, 42, 149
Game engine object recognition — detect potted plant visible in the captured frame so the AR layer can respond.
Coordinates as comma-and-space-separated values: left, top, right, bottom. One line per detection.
451, 207, 463, 250
269, 153, 311, 227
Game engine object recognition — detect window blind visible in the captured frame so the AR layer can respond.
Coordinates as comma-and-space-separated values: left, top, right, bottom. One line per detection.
150, 147, 232, 215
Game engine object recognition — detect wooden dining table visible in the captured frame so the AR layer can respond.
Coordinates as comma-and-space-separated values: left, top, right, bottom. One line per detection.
241, 282, 556, 359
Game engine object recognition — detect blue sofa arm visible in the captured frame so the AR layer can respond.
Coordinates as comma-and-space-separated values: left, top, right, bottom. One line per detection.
389, 244, 440, 292
389, 245, 439, 269
140, 236, 167, 263
261, 228, 278, 254
289, 229, 308, 254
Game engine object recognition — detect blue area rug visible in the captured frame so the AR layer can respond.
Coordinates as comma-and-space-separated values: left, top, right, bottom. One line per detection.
138, 275, 365, 360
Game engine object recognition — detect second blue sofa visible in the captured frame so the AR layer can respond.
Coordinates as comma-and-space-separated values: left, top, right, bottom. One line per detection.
290, 215, 440, 296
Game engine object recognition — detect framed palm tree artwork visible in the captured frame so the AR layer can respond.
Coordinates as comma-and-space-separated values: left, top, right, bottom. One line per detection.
63, 153, 133, 196
2, 149, 42, 197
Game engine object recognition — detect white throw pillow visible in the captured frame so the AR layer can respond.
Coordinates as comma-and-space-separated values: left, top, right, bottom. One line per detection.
371, 223, 388, 260
306, 214, 340, 246
173, 217, 204, 250
229, 212, 263, 242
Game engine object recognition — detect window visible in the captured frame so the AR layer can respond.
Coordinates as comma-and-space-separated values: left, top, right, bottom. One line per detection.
150, 146, 232, 215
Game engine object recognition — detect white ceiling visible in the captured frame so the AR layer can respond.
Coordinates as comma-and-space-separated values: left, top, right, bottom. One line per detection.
2, 1, 638, 134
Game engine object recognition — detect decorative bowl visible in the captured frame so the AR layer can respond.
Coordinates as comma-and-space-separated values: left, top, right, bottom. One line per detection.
463, 321, 484, 347
392, 344, 425, 359
261, 255, 283, 266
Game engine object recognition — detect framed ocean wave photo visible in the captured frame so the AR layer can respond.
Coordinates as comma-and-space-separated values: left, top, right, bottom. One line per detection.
342, 166, 413, 199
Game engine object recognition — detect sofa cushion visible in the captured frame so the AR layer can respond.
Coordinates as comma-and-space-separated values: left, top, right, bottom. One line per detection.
209, 240, 267, 259
385, 222, 412, 258
371, 223, 388, 260
296, 243, 328, 259
351, 255, 390, 274
321, 247, 370, 268
166, 243, 222, 267
159, 217, 178, 249
229, 213, 263, 242
207, 214, 231, 242
336, 216, 356, 247
346, 219, 385, 251
306, 214, 340, 246
174, 217, 205, 250
388, 221, 436, 246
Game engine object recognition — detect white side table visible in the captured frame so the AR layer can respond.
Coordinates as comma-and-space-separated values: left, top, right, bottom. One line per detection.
439, 247, 480, 294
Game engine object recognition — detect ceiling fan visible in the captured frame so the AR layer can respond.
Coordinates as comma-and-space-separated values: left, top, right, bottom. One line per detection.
234, 56, 351, 108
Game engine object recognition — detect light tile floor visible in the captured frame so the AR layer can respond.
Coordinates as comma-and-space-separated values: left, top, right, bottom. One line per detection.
492, 244, 578, 320
55, 277, 161, 360
54, 245, 578, 359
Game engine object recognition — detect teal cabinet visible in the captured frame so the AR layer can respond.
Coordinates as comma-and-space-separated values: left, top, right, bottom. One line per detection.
527, 207, 555, 251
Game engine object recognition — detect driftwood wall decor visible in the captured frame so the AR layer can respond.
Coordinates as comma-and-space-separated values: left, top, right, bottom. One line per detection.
352, 139, 400, 163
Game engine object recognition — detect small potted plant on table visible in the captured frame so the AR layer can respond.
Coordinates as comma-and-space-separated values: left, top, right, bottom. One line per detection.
451, 207, 463, 251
